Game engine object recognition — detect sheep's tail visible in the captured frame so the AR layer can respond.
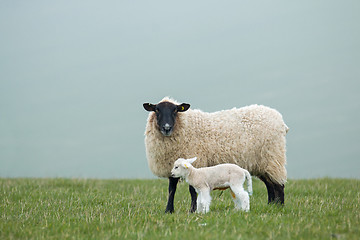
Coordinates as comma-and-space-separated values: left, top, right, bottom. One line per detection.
285, 124, 290, 134
244, 170, 253, 196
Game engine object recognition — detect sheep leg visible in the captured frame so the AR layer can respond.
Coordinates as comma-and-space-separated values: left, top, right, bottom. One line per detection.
259, 175, 275, 204
273, 183, 285, 205
189, 185, 197, 213
165, 177, 179, 213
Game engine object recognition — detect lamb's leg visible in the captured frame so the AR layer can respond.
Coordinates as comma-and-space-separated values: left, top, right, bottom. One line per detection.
165, 177, 179, 213
196, 190, 211, 213
230, 186, 250, 212
189, 185, 197, 213
259, 175, 275, 204
238, 189, 250, 212
204, 195, 211, 213
273, 183, 285, 205
201, 189, 211, 213
196, 194, 202, 213
229, 189, 240, 210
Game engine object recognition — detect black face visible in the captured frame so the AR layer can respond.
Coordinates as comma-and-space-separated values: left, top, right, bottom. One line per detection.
143, 101, 190, 136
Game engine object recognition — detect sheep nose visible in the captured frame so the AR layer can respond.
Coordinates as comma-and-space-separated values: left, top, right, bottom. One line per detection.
161, 123, 173, 136
164, 123, 171, 130
162, 124, 172, 133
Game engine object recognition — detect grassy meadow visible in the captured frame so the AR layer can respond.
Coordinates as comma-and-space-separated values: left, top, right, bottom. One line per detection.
1, 178, 359, 239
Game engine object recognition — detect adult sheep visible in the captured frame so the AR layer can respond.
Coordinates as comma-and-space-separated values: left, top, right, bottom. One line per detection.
143, 97, 289, 213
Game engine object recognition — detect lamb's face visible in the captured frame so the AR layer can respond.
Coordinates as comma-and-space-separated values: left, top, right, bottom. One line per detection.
143, 101, 190, 136
171, 158, 190, 178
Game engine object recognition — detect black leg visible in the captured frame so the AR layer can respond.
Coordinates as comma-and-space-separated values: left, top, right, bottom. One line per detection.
165, 177, 179, 213
273, 183, 285, 205
259, 175, 275, 204
189, 185, 197, 213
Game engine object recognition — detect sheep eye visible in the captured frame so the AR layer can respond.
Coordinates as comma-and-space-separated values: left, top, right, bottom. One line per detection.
174, 166, 178, 169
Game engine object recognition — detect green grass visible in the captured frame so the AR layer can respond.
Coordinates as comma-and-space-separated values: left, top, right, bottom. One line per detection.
1, 178, 359, 239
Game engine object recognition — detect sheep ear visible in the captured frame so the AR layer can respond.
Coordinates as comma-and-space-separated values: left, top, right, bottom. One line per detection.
182, 163, 189, 169
177, 103, 190, 112
143, 103, 156, 112
187, 157, 197, 164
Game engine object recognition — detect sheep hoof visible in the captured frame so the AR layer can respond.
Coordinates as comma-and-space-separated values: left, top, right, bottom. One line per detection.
165, 209, 174, 214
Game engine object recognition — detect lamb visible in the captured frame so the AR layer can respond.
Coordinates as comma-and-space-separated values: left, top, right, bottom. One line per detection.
143, 97, 289, 213
171, 157, 253, 213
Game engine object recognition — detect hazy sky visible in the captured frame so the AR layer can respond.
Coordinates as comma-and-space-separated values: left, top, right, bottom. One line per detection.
1, 1, 359, 179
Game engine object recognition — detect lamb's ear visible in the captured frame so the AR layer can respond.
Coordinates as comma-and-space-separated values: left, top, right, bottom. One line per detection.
177, 103, 190, 112
143, 103, 156, 112
187, 157, 197, 164
182, 162, 189, 169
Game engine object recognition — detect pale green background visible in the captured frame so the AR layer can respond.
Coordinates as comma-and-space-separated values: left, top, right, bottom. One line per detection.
1, 1, 359, 179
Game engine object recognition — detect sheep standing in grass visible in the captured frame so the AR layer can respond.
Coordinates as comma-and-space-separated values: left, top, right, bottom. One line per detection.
143, 97, 289, 213
171, 157, 252, 213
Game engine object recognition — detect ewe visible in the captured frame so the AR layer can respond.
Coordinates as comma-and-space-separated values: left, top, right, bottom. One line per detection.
143, 97, 289, 213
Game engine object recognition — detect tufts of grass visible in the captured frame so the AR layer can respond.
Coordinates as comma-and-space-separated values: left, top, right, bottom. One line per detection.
1, 178, 359, 239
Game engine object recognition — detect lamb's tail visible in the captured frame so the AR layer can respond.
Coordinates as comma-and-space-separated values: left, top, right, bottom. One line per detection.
244, 170, 253, 196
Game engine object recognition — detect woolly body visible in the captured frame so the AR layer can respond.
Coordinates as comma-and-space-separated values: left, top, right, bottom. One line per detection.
144, 97, 288, 185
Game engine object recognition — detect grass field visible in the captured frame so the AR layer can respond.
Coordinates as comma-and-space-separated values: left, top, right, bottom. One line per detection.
1, 178, 359, 239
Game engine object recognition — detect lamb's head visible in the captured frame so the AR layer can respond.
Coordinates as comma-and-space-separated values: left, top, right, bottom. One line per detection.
171, 157, 197, 178
143, 100, 190, 136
